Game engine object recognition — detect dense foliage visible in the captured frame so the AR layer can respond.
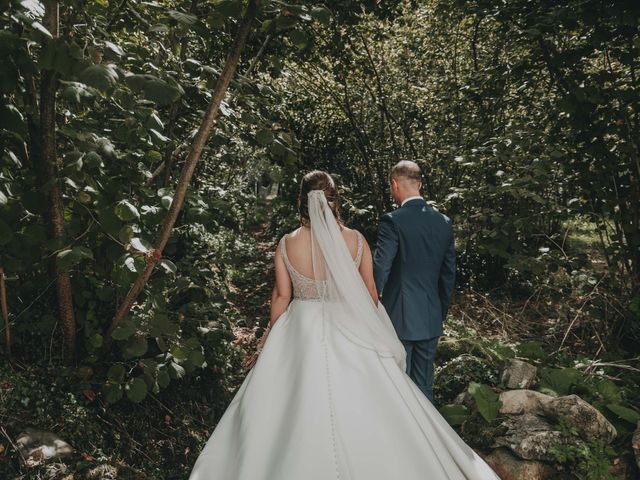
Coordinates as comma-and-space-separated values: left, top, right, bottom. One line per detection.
0, 0, 639, 478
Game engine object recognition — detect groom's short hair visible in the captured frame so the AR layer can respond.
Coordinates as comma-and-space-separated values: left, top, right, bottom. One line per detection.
390, 161, 422, 186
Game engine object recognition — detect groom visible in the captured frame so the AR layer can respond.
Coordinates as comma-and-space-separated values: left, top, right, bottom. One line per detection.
373, 161, 456, 403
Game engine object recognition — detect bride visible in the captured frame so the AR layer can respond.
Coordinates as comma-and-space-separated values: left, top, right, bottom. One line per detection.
189, 171, 499, 479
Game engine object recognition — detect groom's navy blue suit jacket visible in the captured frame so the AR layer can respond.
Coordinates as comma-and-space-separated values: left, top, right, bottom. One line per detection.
373, 198, 456, 341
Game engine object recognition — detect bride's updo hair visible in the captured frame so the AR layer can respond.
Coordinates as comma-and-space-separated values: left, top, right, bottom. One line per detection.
298, 170, 341, 226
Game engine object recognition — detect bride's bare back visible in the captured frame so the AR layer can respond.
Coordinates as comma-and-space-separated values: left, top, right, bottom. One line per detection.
270, 226, 378, 325
283, 226, 361, 278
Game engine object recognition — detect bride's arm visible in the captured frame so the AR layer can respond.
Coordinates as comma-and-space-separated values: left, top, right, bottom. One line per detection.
358, 239, 379, 306
270, 240, 292, 326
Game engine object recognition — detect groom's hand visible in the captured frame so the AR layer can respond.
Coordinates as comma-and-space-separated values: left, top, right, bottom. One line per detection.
373, 215, 399, 295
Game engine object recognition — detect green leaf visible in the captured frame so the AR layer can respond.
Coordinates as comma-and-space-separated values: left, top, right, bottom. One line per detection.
111, 320, 136, 341
149, 128, 169, 145
212, 0, 243, 18
517, 341, 546, 360
256, 129, 274, 145
74, 246, 94, 260
126, 377, 148, 403
107, 364, 125, 384
103, 383, 123, 403
188, 349, 206, 368
146, 112, 164, 131
276, 15, 298, 31
310, 7, 331, 24
104, 40, 124, 56
149, 314, 178, 336
468, 382, 502, 422
157, 368, 170, 388
161, 195, 173, 209
171, 346, 187, 361
98, 207, 121, 236
121, 335, 148, 359
439, 404, 469, 426
168, 361, 186, 380
62, 81, 95, 103
79, 64, 119, 91
130, 237, 152, 253
56, 247, 93, 271
289, 30, 309, 50
606, 404, 640, 424
159, 259, 177, 274
0, 104, 26, 136
167, 10, 198, 25
89, 333, 103, 348
595, 379, 621, 404
83, 151, 103, 169
539, 368, 581, 396
124, 74, 184, 106
115, 200, 140, 221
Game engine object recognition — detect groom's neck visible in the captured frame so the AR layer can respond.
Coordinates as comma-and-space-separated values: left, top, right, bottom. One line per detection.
397, 190, 421, 205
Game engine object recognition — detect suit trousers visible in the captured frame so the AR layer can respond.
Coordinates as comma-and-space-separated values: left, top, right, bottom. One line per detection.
401, 337, 439, 403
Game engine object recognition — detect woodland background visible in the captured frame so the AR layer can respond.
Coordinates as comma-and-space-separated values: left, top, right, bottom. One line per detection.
0, 0, 639, 478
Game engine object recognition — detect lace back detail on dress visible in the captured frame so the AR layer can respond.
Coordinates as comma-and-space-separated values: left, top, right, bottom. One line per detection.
281, 231, 364, 301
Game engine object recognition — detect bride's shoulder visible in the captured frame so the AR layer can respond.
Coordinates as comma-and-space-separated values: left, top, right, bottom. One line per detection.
277, 227, 303, 246
341, 226, 363, 238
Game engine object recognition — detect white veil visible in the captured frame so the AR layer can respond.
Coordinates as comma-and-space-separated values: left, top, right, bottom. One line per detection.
308, 190, 406, 370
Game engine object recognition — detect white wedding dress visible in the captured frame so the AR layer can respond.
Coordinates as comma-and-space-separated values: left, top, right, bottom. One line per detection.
189, 192, 499, 480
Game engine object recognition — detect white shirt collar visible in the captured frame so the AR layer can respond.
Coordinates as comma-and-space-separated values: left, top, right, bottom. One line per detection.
401, 195, 423, 207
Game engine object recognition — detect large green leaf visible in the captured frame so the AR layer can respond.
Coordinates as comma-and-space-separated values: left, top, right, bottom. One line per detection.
310, 7, 331, 24
595, 379, 621, 404
468, 382, 502, 422
168, 361, 186, 380
102, 383, 123, 404
79, 64, 119, 91
126, 377, 148, 403
149, 314, 178, 336
107, 364, 125, 384
56, 247, 93, 271
538, 368, 582, 396
212, 0, 243, 18
439, 404, 469, 426
115, 200, 140, 221
156, 368, 170, 388
168, 10, 198, 25
255, 129, 274, 145
0, 103, 26, 136
62, 81, 96, 103
111, 318, 136, 341
124, 74, 184, 106
606, 404, 640, 424
121, 335, 148, 359
188, 349, 206, 368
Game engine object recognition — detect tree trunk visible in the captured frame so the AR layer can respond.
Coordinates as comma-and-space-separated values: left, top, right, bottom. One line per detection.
105, 0, 260, 347
34, 1, 77, 363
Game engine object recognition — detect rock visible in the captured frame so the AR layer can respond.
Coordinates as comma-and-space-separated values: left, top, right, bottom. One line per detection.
485, 448, 556, 480
501, 359, 537, 389
541, 394, 617, 443
454, 390, 475, 409
633, 421, 640, 471
499, 389, 553, 415
15, 428, 74, 468
493, 413, 564, 461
